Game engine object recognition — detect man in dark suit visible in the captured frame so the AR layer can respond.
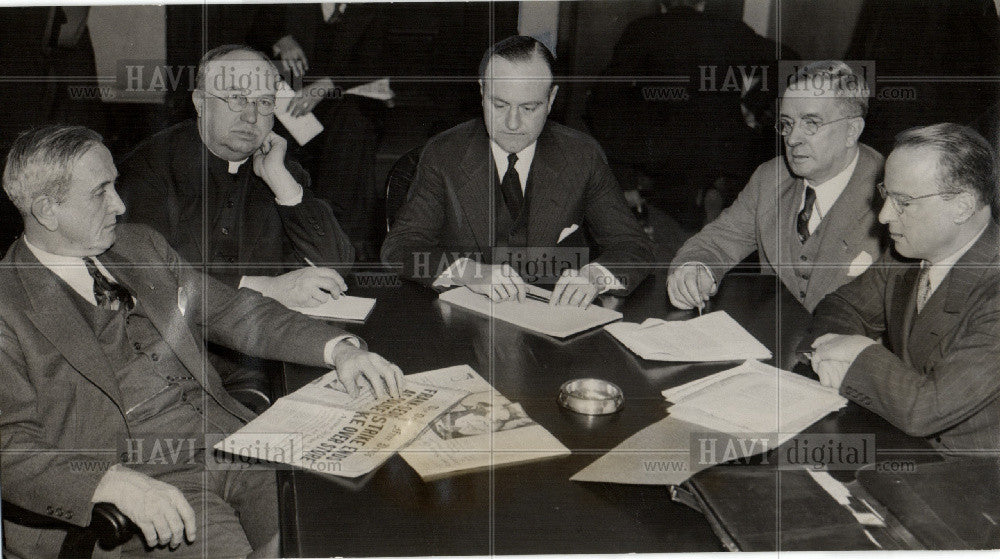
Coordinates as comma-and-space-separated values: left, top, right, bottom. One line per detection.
381, 36, 654, 307
118, 45, 356, 406
668, 60, 884, 312
807, 123, 1000, 454
0, 125, 403, 557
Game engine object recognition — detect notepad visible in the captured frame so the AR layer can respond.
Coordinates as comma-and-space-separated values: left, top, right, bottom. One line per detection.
437, 286, 622, 338
604, 311, 771, 362
345, 78, 395, 102
287, 295, 376, 322
274, 81, 324, 146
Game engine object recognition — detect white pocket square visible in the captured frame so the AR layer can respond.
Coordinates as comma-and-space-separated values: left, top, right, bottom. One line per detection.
557, 223, 580, 244
847, 251, 874, 277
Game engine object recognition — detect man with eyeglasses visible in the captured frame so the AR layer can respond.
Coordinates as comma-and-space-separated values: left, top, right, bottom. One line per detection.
117, 45, 355, 408
806, 123, 1000, 454
668, 60, 883, 312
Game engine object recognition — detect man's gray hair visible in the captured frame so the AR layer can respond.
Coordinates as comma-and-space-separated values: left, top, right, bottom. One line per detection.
3, 124, 103, 213
785, 60, 871, 118
194, 44, 274, 91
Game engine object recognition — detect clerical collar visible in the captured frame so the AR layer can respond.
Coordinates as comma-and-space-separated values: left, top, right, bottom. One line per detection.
228, 158, 249, 174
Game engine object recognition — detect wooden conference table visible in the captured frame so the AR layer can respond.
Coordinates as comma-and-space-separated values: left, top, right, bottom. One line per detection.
277, 270, 928, 556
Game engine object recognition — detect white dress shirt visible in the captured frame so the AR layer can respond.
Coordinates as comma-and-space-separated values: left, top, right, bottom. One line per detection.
802, 149, 860, 234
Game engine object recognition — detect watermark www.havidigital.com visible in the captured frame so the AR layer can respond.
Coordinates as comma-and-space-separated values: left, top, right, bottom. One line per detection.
690, 432, 917, 472
409, 247, 629, 288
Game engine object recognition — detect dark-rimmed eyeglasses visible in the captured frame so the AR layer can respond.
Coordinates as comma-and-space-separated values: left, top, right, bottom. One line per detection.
204, 91, 276, 116
775, 115, 859, 136
877, 182, 950, 213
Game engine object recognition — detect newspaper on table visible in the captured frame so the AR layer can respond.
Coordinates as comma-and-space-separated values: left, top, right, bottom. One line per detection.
213, 370, 467, 478
399, 365, 570, 480
604, 311, 771, 361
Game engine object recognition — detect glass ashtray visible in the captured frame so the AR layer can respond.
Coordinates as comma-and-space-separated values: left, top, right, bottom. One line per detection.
558, 378, 624, 415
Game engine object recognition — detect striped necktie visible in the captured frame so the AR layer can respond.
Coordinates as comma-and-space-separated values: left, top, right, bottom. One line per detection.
83, 257, 135, 311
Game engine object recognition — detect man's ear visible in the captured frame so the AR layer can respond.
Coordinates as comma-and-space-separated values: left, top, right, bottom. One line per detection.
478, 79, 485, 99
952, 191, 979, 224
191, 89, 205, 118
547, 84, 559, 111
31, 196, 59, 232
846, 117, 865, 146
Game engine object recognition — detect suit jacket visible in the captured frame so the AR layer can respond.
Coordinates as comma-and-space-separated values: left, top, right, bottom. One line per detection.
380, 119, 655, 294
117, 120, 354, 287
671, 144, 884, 311
809, 221, 1000, 453
0, 224, 345, 552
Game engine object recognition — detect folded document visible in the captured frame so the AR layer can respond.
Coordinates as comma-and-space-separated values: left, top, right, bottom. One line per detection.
605, 311, 771, 361
287, 295, 376, 322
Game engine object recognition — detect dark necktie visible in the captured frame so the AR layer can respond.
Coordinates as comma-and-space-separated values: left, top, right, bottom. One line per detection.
83, 257, 135, 311
499, 152, 523, 218
916, 263, 932, 314
797, 186, 817, 243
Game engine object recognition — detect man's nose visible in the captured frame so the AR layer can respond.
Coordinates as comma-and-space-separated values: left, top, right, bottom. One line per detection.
240, 102, 258, 123
877, 200, 895, 224
505, 107, 521, 130
108, 188, 126, 216
785, 124, 805, 146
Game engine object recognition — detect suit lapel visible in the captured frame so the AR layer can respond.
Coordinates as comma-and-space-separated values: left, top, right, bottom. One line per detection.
906, 223, 999, 366
525, 125, 568, 245
775, 176, 802, 267
894, 267, 919, 363
454, 123, 494, 251
15, 242, 125, 409
100, 249, 217, 397
812, 160, 877, 268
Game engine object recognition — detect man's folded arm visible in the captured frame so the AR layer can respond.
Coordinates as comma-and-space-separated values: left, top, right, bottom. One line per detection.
805, 254, 893, 351
583, 155, 654, 295
839, 296, 1000, 438
274, 158, 356, 272
669, 166, 768, 281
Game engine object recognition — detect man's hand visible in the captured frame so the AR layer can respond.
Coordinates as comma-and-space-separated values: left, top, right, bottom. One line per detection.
274, 35, 309, 78
332, 344, 404, 399
457, 262, 527, 303
667, 263, 717, 310
91, 465, 196, 550
252, 132, 302, 203
288, 78, 333, 117
810, 333, 878, 390
255, 267, 347, 307
550, 268, 599, 308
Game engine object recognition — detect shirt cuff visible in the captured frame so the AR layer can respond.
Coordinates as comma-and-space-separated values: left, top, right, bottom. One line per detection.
432, 257, 472, 288
324, 335, 362, 367
677, 261, 717, 285
581, 262, 623, 293
273, 183, 304, 206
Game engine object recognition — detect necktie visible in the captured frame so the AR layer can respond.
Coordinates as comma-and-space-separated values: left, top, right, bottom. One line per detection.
916, 264, 932, 313
499, 152, 523, 218
83, 257, 135, 311
797, 186, 817, 243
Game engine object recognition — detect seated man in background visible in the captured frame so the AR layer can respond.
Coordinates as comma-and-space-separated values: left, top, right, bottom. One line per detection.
117, 45, 355, 405
668, 60, 884, 312
808, 123, 1000, 455
0, 125, 403, 557
382, 36, 654, 307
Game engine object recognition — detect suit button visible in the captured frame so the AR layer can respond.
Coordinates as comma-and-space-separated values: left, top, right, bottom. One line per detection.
935, 436, 942, 443
799, 291, 806, 298
800, 255, 808, 261
46, 506, 54, 515
801, 273, 809, 280
226, 199, 235, 208
66, 511, 73, 520
221, 227, 230, 236
150, 353, 159, 362
227, 256, 236, 263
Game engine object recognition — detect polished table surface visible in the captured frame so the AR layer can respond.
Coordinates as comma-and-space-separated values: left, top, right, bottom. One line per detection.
277, 270, 927, 557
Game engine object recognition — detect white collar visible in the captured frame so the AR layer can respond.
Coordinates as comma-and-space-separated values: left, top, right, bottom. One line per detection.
228, 158, 249, 174
23, 236, 114, 305
923, 221, 989, 294
489, 140, 537, 193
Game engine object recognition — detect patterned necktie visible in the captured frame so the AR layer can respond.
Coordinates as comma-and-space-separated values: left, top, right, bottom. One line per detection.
916, 263, 932, 313
83, 257, 135, 311
797, 186, 817, 243
499, 152, 523, 218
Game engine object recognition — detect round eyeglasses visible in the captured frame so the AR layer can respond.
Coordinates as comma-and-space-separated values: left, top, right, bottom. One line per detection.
775, 115, 859, 136
877, 182, 949, 213
205, 91, 276, 116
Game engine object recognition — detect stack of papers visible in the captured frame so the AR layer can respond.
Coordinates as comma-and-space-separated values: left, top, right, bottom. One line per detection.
438, 286, 622, 338
662, 360, 847, 436
604, 311, 771, 361
274, 80, 324, 145
287, 295, 376, 322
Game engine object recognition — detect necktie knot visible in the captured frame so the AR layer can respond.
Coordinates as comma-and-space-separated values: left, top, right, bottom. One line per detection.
84, 257, 135, 311
507, 152, 518, 168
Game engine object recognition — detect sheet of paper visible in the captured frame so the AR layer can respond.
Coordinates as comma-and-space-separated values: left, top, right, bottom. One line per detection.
438, 286, 622, 338
663, 360, 847, 434
287, 295, 376, 322
399, 365, 570, 480
274, 81, 324, 146
604, 311, 771, 361
345, 78, 395, 101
